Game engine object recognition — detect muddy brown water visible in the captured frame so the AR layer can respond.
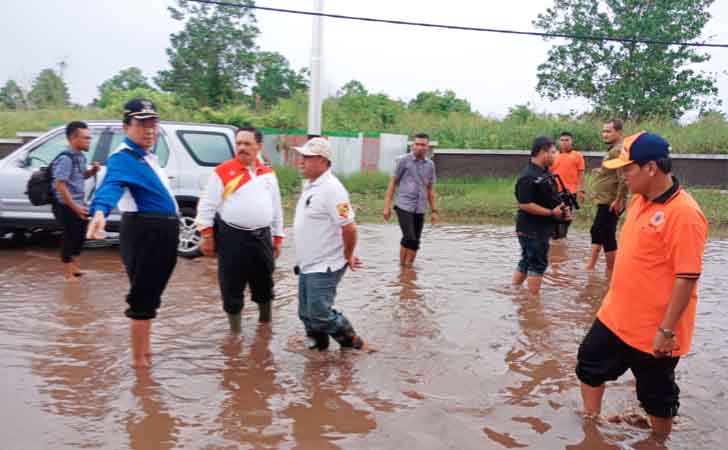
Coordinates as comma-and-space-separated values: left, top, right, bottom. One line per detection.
0, 225, 726, 450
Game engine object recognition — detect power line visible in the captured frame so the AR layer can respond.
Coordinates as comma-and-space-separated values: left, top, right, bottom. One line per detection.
186, 0, 728, 49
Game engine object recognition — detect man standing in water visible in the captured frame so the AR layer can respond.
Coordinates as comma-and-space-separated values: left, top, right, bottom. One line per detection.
586, 119, 628, 271
195, 127, 284, 333
576, 132, 708, 438
512, 136, 571, 295
51, 121, 100, 281
550, 131, 585, 239
383, 133, 438, 267
86, 98, 179, 368
293, 137, 368, 351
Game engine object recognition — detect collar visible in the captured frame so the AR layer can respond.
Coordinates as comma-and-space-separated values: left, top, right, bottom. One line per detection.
652, 177, 680, 204
305, 169, 332, 189
528, 161, 548, 173
408, 152, 428, 162
233, 157, 266, 174
123, 137, 149, 159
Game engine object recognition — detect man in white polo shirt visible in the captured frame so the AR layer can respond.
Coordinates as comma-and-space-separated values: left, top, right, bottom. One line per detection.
196, 127, 284, 333
293, 137, 368, 351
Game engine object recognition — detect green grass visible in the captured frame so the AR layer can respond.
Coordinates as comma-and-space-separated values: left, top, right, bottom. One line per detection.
3, 107, 728, 154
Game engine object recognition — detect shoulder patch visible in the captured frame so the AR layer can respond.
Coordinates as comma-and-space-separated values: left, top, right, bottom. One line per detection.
336, 202, 351, 220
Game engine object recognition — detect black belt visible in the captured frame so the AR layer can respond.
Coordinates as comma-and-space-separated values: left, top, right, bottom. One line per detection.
122, 212, 179, 221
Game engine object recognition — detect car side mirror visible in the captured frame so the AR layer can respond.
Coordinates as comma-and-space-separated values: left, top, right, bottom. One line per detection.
16, 157, 29, 168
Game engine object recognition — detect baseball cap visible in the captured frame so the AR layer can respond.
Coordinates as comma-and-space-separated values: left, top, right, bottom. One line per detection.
123, 97, 160, 121
294, 137, 333, 161
603, 132, 670, 169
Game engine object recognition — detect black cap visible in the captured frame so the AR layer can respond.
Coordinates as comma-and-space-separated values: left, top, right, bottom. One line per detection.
123, 97, 159, 121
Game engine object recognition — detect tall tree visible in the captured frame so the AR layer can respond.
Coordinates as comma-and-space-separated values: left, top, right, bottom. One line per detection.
534, 0, 720, 120
156, 0, 259, 108
28, 68, 70, 108
252, 52, 308, 108
408, 90, 471, 115
0, 80, 27, 110
96, 67, 154, 108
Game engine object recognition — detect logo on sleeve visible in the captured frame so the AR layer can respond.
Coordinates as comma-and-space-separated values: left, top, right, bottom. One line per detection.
336, 202, 350, 219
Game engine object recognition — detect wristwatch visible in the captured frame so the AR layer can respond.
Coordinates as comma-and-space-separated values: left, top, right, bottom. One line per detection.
658, 327, 675, 339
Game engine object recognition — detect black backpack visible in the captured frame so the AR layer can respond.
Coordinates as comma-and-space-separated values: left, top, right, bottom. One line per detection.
26, 151, 79, 206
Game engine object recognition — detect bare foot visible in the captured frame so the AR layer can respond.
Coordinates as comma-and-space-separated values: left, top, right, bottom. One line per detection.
64, 275, 79, 283
585, 265, 596, 271
131, 357, 150, 368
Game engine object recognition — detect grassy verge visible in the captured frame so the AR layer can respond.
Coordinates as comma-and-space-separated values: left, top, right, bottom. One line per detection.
276, 166, 728, 233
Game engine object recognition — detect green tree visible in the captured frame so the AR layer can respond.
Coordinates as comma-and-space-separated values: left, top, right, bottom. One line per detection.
408, 90, 471, 115
534, 0, 720, 120
327, 80, 405, 130
252, 52, 308, 108
156, 0, 259, 108
0, 80, 27, 110
96, 67, 154, 108
28, 69, 70, 108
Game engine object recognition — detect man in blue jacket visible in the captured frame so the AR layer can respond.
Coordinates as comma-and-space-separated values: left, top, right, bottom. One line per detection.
86, 98, 179, 369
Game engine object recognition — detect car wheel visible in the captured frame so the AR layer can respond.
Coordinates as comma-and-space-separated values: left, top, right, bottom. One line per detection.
178, 207, 202, 258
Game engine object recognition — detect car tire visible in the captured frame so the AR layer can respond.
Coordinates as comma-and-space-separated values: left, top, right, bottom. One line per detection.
178, 207, 202, 258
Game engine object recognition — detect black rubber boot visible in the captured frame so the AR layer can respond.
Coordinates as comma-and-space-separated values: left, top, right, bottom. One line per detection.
258, 301, 272, 323
306, 331, 330, 351
332, 324, 364, 349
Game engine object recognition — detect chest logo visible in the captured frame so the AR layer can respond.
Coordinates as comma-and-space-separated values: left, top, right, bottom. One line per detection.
650, 211, 665, 227
336, 202, 350, 219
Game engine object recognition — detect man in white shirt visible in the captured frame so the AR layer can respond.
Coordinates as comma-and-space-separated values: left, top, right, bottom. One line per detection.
293, 137, 368, 351
196, 127, 284, 332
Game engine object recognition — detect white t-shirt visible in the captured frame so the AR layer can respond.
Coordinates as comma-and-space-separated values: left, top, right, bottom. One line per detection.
293, 170, 355, 274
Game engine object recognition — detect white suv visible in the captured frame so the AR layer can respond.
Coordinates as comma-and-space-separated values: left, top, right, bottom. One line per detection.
0, 121, 238, 257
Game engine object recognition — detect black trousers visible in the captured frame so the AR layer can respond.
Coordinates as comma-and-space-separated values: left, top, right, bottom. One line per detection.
590, 204, 619, 252
52, 202, 87, 263
214, 218, 275, 315
395, 206, 425, 251
120, 213, 179, 320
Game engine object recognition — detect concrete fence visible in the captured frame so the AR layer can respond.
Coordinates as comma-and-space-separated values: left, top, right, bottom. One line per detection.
261, 132, 408, 175
433, 149, 728, 188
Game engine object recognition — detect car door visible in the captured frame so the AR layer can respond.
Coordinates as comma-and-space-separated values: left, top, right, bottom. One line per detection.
0, 127, 104, 223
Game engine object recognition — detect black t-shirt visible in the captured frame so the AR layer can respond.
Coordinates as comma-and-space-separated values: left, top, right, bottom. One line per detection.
515, 162, 561, 239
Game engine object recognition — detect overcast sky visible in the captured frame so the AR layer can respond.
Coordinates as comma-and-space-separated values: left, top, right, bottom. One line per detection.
2, 0, 727, 118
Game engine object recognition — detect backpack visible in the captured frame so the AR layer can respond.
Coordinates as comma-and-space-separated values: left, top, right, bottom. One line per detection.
26, 151, 80, 206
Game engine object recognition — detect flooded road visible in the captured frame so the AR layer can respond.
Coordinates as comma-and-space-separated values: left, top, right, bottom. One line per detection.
1, 224, 726, 450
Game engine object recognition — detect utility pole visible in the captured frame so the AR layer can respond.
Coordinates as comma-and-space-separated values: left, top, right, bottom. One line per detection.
307, 0, 324, 137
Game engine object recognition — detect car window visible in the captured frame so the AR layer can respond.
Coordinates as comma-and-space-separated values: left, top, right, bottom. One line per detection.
27, 129, 102, 168
109, 129, 170, 167
176, 131, 234, 167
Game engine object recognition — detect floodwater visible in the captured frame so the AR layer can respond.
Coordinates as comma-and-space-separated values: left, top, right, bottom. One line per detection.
0, 224, 726, 450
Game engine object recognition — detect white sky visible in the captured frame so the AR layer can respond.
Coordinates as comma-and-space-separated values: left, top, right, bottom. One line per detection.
1, 0, 727, 118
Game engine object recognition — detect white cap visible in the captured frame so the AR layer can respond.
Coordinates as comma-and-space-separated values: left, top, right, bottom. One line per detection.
294, 137, 332, 161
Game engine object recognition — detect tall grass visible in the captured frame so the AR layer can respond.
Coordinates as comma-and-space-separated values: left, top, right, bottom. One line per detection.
3, 107, 728, 154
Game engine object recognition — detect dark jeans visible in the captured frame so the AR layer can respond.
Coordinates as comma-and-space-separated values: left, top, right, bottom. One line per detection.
120, 213, 179, 320
590, 204, 619, 252
516, 235, 550, 277
214, 218, 275, 315
395, 206, 425, 251
51, 202, 87, 263
298, 265, 358, 346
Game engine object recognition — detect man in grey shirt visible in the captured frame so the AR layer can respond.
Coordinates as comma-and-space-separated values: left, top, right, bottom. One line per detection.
383, 133, 438, 267
51, 121, 100, 281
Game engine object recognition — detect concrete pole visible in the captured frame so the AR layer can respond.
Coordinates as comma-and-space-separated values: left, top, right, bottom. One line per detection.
307, 0, 324, 137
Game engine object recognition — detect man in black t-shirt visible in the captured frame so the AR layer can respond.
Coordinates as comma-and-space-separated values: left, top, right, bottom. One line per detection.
512, 136, 571, 295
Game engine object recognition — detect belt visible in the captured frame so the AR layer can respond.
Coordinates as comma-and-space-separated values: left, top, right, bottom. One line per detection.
122, 212, 179, 221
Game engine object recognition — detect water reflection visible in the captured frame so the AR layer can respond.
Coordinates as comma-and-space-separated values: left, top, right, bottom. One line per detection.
0, 226, 726, 449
